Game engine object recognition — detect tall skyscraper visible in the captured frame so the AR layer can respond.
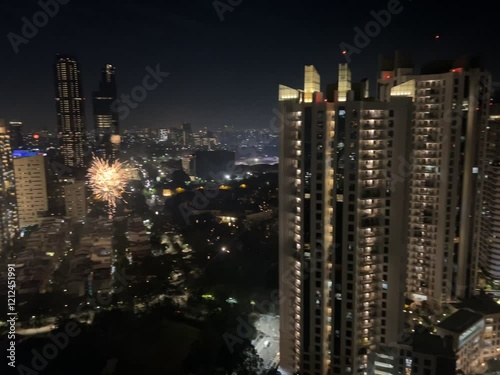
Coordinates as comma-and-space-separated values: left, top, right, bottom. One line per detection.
337, 99, 412, 374
55, 54, 86, 169
279, 68, 336, 374
13, 154, 48, 228
93, 64, 120, 161
9, 121, 23, 150
475, 104, 500, 287
0, 122, 18, 253
181, 122, 193, 147
279, 63, 439, 375
384, 56, 491, 305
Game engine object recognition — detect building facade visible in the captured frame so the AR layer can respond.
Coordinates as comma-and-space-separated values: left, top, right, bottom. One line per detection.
9, 121, 23, 150
93, 64, 120, 161
369, 332, 456, 375
64, 181, 87, 221
475, 104, 500, 287
55, 54, 86, 169
337, 99, 412, 374
382, 55, 491, 305
0, 122, 18, 253
279, 64, 414, 375
279, 66, 336, 375
13, 154, 48, 228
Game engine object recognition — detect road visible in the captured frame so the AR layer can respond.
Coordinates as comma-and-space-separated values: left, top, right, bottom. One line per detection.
252, 314, 280, 370
17, 325, 54, 336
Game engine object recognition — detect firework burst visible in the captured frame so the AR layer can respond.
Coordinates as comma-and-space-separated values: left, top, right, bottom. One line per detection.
87, 157, 132, 212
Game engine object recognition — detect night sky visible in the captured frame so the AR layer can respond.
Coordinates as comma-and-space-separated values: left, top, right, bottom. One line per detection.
0, 0, 498, 132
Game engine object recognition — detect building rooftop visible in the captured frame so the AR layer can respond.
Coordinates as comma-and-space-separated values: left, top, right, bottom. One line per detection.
412, 332, 455, 357
452, 294, 500, 316
438, 309, 483, 334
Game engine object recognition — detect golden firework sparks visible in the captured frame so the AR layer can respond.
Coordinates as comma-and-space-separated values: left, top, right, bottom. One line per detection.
87, 157, 132, 210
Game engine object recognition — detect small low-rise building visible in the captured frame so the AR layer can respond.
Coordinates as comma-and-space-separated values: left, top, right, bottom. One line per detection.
452, 294, 500, 363
370, 331, 456, 375
437, 309, 485, 374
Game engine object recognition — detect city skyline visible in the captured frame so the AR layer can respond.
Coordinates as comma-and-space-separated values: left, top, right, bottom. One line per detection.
2, 2, 500, 375
1, 0, 500, 132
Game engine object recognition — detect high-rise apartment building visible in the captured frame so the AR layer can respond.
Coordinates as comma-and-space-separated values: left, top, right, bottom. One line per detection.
55, 54, 86, 169
0, 122, 18, 253
337, 99, 412, 374
381, 54, 491, 305
64, 180, 87, 221
279, 62, 414, 375
13, 154, 48, 228
279, 77, 336, 374
475, 104, 500, 287
280, 55, 494, 375
9, 121, 23, 150
181, 122, 193, 147
93, 64, 120, 161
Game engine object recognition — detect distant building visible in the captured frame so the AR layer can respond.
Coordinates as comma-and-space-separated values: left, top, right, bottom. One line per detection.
9, 121, 23, 149
181, 122, 193, 146
93, 64, 120, 161
0, 122, 18, 252
158, 128, 169, 142
193, 133, 217, 149
15, 218, 70, 294
13, 154, 48, 228
193, 150, 235, 181
55, 54, 86, 169
127, 217, 151, 262
167, 126, 183, 144
64, 181, 87, 221
74, 217, 114, 295
182, 156, 192, 175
